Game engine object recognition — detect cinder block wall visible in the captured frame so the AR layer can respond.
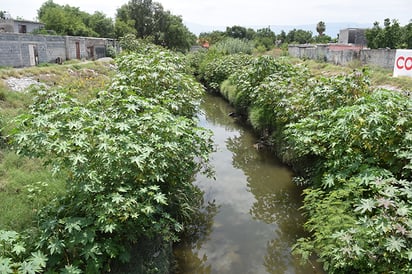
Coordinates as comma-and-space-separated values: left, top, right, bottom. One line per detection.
0, 33, 115, 68
45, 35, 67, 62
0, 33, 24, 67
360, 49, 396, 69
288, 44, 397, 70
0, 33, 66, 67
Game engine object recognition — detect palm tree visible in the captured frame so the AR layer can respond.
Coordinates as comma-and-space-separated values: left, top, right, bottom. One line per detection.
316, 21, 326, 36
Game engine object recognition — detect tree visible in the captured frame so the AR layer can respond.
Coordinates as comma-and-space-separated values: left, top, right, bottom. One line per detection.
316, 21, 326, 36
39, 5, 72, 35
384, 18, 402, 48
404, 20, 412, 48
114, 5, 137, 38
314, 34, 332, 43
87, 11, 115, 38
199, 30, 226, 45
285, 29, 313, 44
314, 21, 331, 43
365, 21, 383, 49
254, 27, 276, 50
160, 13, 196, 52
365, 18, 406, 49
277, 30, 287, 44
246, 28, 257, 40
37, 0, 58, 19
38, 0, 114, 37
225, 25, 248, 39
115, 0, 196, 52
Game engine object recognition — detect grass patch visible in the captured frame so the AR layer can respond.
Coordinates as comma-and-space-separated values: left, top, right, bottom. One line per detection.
296, 58, 352, 76
220, 79, 237, 103
0, 150, 65, 231
367, 65, 412, 92
0, 84, 34, 136
290, 58, 412, 92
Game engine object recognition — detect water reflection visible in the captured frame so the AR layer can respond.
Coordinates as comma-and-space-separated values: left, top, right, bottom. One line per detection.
174, 199, 217, 274
174, 93, 322, 274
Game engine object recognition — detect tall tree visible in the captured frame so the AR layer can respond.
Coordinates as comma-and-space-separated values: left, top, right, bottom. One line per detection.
365, 18, 408, 49
87, 11, 115, 38
114, 4, 137, 38
277, 30, 287, 44
225, 25, 248, 39
199, 30, 225, 45
115, 0, 196, 52
255, 27, 276, 50
404, 20, 412, 48
38, 0, 114, 37
316, 21, 326, 36
286, 29, 313, 44
159, 13, 196, 51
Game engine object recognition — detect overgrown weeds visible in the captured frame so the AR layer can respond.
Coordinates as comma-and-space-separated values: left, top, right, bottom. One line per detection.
0, 60, 116, 233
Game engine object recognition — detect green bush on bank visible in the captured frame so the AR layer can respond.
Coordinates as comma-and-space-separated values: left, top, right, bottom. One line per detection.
191, 50, 412, 273
296, 167, 412, 273
3, 44, 213, 273
211, 37, 255, 55
197, 53, 254, 92
187, 37, 255, 92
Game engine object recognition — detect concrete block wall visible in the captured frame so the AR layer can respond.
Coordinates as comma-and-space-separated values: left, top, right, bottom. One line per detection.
288, 44, 397, 70
0, 33, 116, 68
288, 44, 329, 62
360, 49, 396, 70
45, 36, 67, 62
0, 33, 23, 67
327, 49, 359, 66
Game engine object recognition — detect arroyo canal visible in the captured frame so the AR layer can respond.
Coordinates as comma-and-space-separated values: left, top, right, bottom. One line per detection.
174, 93, 322, 273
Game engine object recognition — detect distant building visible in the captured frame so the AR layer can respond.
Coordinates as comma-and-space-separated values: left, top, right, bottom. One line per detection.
0, 32, 119, 67
338, 28, 367, 46
0, 18, 44, 34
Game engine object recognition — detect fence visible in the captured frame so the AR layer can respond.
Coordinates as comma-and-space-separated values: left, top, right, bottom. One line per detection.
0, 33, 117, 68
288, 44, 396, 70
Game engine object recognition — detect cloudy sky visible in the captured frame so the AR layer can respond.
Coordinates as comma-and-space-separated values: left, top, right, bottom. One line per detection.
3, 0, 411, 27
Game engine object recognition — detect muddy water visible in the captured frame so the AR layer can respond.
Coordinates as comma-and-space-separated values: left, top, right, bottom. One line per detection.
174, 93, 322, 274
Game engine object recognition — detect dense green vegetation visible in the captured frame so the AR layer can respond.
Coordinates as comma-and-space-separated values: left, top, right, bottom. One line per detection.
198, 26, 320, 51
189, 42, 412, 273
1, 31, 412, 271
366, 18, 412, 49
0, 61, 114, 235
0, 42, 213, 273
36, 0, 196, 52
115, 0, 196, 52
37, 0, 115, 37
198, 18, 412, 50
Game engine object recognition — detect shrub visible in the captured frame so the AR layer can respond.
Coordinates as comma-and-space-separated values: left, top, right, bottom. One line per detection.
0, 230, 47, 274
10, 44, 213, 272
228, 55, 298, 114
211, 37, 254, 55
105, 44, 117, 58
285, 89, 412, 187
198, 53, 253, 92
198, 51, 412, 272
113, 49, 202, 117
294, 167, 412, 273
220, 79, 237, 103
